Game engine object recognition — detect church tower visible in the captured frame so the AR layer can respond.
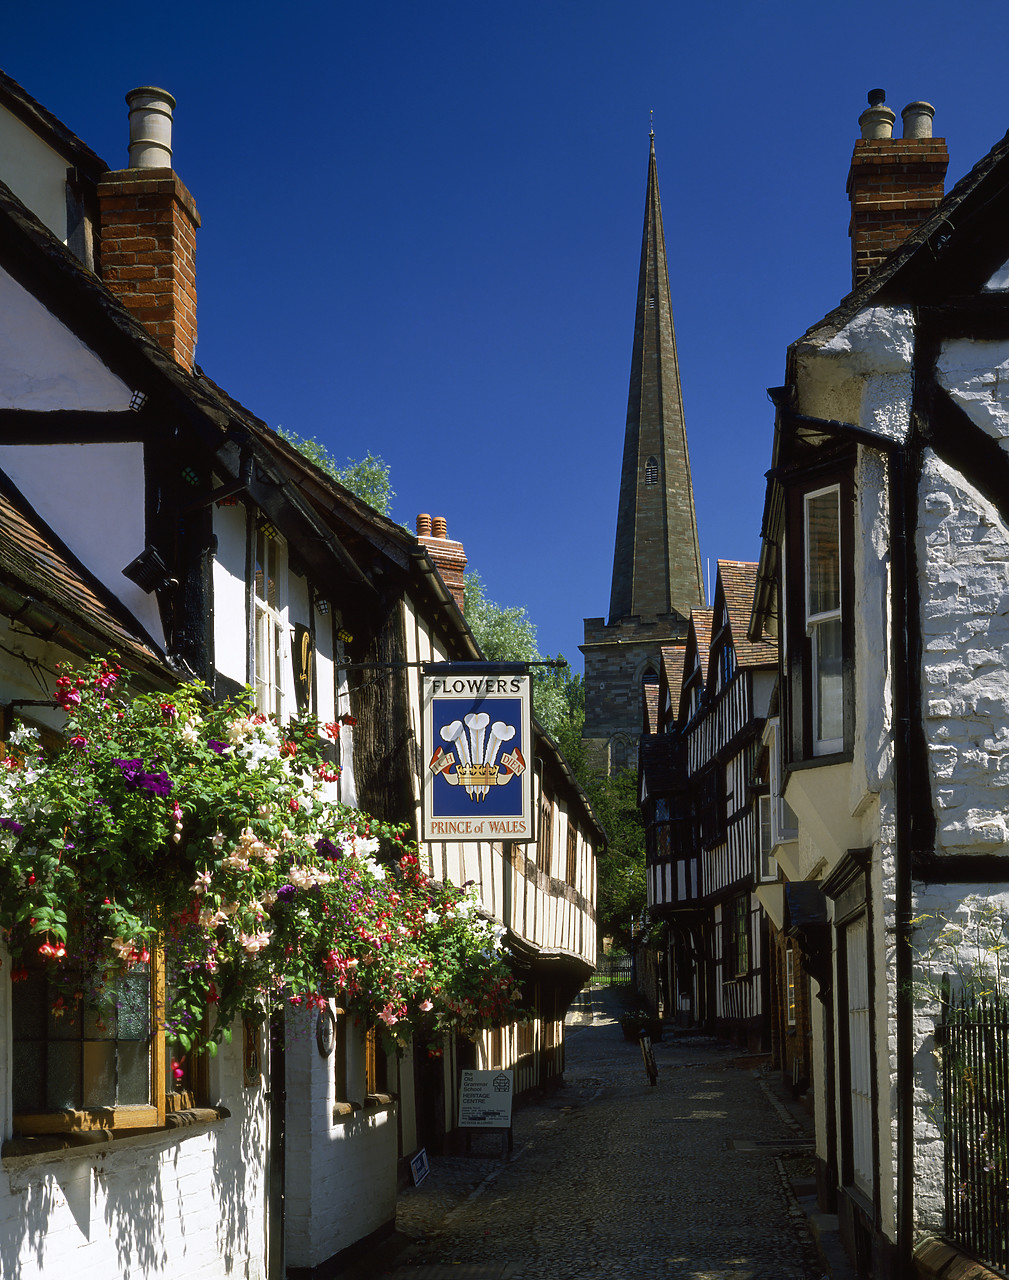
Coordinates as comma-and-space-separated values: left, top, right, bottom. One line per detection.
581, 135, 704, 775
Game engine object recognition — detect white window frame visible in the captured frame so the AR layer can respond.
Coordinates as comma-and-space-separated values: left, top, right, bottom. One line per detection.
768, 718, 798, 846
757, 793, 777, 881
785, 942, 796, 1026
804, 484, 843, 756
253, 526, 287, 720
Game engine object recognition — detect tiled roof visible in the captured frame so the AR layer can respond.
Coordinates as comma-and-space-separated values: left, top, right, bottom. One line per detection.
643, 681, 659, 734
691, 608, 714, 682
660, 645, 686, 698
717, 560, 777, 668
0, 473, 169, 676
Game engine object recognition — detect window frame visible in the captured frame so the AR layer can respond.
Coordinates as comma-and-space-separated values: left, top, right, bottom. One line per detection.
253, 523, 287, 720
12, 948, 167, 1134
804, 484, 844, 756
782, 459, 855, 766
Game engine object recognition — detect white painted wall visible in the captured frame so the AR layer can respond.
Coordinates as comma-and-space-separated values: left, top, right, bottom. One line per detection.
212, 501, 248, 689
284, 1007, 397, 1271
0, 268, 134, 412
0, 945, 269, 1280
0, 106, 71, 243
0, 442, 163, 645
918, 451, 1009, 853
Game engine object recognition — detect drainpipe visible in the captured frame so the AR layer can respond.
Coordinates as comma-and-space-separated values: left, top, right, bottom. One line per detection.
890, 442, 915, 1279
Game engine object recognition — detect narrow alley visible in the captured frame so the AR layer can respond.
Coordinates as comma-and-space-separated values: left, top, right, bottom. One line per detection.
347, 987, 834, 1280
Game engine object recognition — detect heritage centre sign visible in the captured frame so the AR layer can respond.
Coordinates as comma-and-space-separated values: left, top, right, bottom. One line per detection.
422, 664, 534, 843
458, 1069, 514, 1128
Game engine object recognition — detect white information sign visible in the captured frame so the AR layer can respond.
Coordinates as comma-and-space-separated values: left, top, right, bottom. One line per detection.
458, 1069, 514, 1128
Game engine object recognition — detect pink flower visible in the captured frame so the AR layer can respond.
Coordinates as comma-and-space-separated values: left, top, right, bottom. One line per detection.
419, 999, 434, 1012
378, 1004, 399, 1027
70, 734, 88, 749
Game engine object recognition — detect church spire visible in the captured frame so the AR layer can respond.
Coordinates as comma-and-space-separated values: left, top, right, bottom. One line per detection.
607, 135, 704, 625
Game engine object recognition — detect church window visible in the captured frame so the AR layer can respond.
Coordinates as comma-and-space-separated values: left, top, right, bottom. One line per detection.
644, 456, 659, 486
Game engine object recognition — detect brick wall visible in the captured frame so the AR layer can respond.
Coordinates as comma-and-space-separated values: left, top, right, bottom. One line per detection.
847, 138, 948, 287
97, 169, 200, 370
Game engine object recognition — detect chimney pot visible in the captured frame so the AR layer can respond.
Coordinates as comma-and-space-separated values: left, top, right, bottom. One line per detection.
859, 89, 895, 140
431, 516, 448, 539
416, 513, 432, 537
126, 86, 176, 168
902, 101, 935, 139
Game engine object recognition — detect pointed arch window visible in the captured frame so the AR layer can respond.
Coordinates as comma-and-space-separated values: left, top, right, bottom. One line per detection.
644, 456, 659, 486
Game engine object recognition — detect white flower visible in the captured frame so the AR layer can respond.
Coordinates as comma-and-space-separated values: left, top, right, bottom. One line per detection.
9, 724, 40, 747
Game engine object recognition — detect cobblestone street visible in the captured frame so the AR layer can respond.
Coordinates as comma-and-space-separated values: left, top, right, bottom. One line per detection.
349, 988, 830, 1280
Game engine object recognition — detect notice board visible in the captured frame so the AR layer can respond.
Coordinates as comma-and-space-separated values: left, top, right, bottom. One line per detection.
458, 1069, 514, 1128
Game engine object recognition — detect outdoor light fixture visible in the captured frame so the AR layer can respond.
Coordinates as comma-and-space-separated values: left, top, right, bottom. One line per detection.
129, 390, 148, 412
259, 520, 278, 540
122, 545, 171, 594
180, 466, 200, 487
337, 627, 353, 644
316, 599, 330, 615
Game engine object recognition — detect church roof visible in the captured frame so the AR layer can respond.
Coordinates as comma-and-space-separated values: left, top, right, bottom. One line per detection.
607, 136, 704, 627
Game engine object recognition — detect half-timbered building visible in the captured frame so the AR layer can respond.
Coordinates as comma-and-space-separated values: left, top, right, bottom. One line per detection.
0, 69, 599, 1280
750, 90, 1009, 1277
641, 563, 776, 1048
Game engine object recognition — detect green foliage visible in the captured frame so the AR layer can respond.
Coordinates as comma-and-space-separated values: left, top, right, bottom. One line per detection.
0, 658, 523, 1048
462, 571, 584, 748
582, 768, 646, 945
464, 571, 538, 663
461, 570, 643, 941
277, 427, 394, 517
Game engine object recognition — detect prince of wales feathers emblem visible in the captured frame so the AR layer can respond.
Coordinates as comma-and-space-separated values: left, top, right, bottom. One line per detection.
429, 712, 526, 801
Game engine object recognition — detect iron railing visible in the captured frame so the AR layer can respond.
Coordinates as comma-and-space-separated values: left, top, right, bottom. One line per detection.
942, 994, 1009, 1270
593, 953, 632, 985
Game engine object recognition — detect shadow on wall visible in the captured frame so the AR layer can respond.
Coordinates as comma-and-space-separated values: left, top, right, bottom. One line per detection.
214, 1084, 265, 1273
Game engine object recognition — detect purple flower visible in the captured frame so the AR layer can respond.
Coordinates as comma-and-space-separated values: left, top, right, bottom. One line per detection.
113, 757, 174, 796
276, 885, 297, 902
315, 837, 340, 860
208, 740, 228, 755
0, 817, 24, 834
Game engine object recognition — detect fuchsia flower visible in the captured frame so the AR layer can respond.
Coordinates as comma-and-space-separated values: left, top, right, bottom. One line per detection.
70, 734, 88, 749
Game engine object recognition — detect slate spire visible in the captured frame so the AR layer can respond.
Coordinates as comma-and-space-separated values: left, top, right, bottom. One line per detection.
608, 134, 704, 625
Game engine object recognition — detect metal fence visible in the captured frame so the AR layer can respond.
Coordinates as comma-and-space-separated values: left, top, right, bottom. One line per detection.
942, 995, 1009, 1270
593, 953, 632, 985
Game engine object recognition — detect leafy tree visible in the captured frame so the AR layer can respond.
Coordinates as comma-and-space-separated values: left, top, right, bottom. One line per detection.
277, 427, 394, 517
463, 571, 582, 746
583, 768, 646, 946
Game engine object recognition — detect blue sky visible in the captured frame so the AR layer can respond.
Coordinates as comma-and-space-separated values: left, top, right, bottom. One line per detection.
5, 2, 1008, 670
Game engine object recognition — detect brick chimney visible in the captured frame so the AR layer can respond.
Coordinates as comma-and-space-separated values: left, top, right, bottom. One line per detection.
97, 88, 200, 371
416, 514, 467, 612
847, 89, 949, 288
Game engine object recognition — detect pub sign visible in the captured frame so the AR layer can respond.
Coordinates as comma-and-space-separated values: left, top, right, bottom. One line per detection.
422, 664, 534, 843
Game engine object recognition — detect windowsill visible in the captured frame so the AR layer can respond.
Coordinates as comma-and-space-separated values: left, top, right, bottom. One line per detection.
786, 750, 852, 774
332, 1095, 397, 1126
2, 1106, 231, 1166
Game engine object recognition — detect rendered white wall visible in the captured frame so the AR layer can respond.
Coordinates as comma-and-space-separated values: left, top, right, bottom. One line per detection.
284, 1008, 397, 1270
918, 451, 1009, 853
0, 442, 163, 644
212, 502, 249, 689
0, 107, 71, 243
0, 987, 268, 1280
0, 267, 132, 411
